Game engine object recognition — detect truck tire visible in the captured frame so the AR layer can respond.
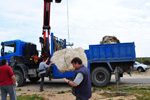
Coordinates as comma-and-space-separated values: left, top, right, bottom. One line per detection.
14, 70, 24, 87
29, 77, 40, 83
91, 67, 110, 87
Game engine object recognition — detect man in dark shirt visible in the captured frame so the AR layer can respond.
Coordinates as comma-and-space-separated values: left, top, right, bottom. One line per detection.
64, 57, 92, 100
0, 59, 17, 100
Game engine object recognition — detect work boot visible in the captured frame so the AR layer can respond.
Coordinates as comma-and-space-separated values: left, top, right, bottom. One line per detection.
40, 89, 44, 92
49, 76, 51, 81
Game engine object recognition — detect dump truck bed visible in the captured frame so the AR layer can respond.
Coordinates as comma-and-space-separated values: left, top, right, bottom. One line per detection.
85, 42, 136, 63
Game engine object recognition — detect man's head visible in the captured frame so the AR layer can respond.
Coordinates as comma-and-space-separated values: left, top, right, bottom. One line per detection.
1, 59, 8, 66
71, 57, 82, 69
39, 58, 44, 62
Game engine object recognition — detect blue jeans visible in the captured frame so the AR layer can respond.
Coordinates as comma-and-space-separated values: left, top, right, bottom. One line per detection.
0, 85, 17, 100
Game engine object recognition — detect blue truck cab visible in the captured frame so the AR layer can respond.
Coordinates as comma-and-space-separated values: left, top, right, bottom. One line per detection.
0, 40, 27, 63
0, 34, 136, 87
0, 33, 72, 87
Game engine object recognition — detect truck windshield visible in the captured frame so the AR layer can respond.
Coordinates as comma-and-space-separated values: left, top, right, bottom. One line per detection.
4, 43, 16, 55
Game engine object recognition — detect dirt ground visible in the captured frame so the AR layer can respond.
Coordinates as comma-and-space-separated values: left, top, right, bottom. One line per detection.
1, 69, 150, 100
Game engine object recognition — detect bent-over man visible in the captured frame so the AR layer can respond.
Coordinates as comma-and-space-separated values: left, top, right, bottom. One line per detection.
39, 58, 51, 91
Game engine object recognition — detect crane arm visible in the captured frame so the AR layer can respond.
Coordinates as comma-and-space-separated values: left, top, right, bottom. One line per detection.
40, 0, 61, 58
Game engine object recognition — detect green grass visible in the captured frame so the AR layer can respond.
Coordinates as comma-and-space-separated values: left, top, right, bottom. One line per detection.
7, 85, 150, 100
93, 86, 150, 100
101, 92, 117, 98
57, 91, 65, 94
92, 86, 116, 93
17, 88, 22, 91
119, 86, 150, 92
17, 94, 45, 100
92, 87, 98, 93
135, 89, 150, 100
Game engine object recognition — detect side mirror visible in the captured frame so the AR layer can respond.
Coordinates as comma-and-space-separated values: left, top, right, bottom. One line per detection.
1, 48, 4, 56
1, 42, 4, 56
55, 0, 61, 3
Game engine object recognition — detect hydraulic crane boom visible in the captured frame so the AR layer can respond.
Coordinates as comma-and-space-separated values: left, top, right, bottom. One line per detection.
40, 0, 61, 58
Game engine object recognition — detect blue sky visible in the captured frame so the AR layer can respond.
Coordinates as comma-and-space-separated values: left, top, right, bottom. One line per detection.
0, 0, 150, 57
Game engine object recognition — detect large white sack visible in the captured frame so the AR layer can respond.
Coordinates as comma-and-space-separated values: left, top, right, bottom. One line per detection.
51, 47, 87, 73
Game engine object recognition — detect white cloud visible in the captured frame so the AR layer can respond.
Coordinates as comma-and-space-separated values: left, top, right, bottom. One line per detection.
0, 0, 150, 57
145, 2, 150, 6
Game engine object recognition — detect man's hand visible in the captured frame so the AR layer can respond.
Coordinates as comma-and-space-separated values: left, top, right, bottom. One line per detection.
63, 78, 69, 83
48, 63, 51, 68
14, 82, 18, 87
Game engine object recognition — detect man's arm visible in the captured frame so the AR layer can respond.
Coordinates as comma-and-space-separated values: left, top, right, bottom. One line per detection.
63, 78, 78, 87
63, 73, 83, 87
45, 58, 49, 63
11, 75, 16, 83
44, 58, 51, 68
47, 63, 51, 68
8, 66, 16, 83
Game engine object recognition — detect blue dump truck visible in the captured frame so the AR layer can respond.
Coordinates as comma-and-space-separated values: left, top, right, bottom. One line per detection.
0, 33, 136, 87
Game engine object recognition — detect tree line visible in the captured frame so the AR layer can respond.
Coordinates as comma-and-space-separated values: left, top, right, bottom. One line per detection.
136, 57, 150, 65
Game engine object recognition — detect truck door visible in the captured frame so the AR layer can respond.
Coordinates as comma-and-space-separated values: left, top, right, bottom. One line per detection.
0, 42, 17, 64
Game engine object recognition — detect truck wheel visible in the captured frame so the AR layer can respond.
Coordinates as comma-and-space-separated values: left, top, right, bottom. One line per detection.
91, 67, 110, 87
14, 70, 24, 87
29, 77, 40, 83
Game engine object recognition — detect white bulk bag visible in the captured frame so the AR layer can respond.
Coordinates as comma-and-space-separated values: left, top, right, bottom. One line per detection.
51, 47, 87, 73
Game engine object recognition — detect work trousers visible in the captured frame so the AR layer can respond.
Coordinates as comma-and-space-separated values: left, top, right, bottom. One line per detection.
40, 68, 51, 90
40, 73, 46, 90
45, 68, 51, 78
0, 85, 17, 100
76, 97, 88, 100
